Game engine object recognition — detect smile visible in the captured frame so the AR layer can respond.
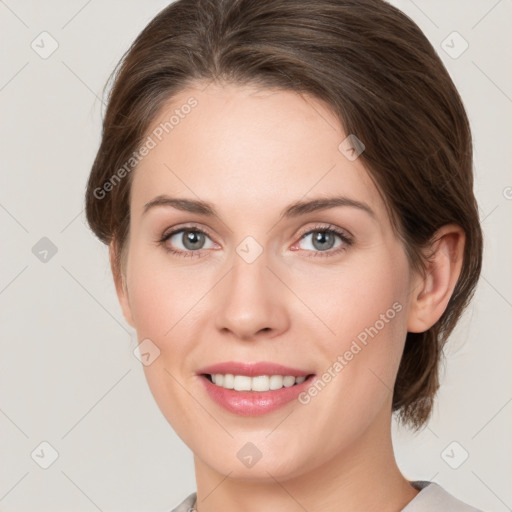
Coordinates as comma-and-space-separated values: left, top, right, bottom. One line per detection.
204, 373, 309, 392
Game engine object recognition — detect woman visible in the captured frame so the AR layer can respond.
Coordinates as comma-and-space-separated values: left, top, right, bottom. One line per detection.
85, 0, 484, 510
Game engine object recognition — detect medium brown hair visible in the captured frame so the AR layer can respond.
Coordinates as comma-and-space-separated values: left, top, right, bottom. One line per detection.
85, 0, 483, 429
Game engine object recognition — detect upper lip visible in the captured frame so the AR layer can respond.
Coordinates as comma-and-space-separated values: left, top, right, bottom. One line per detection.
197, 361, 314, 377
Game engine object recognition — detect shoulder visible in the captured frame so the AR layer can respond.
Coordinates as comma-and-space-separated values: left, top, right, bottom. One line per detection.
169, 491, 197, 512
170, 484, 484, 512
403, 481, 485, 512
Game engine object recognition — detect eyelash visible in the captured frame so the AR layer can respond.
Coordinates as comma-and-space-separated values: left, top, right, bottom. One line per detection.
157, 223, 353, 259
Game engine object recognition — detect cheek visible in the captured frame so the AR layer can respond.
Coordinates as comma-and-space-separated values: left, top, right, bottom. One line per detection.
126, 246, 196, 338
126, 251, 207, 443
293, 248, 410, 393
291, 248, 409, 344
333, 271, 407, 352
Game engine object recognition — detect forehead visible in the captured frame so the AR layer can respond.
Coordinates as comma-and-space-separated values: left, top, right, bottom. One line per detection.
131, 83, 386, 221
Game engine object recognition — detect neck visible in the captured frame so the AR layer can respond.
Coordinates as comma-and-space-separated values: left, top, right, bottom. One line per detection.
192, 407, 418, 512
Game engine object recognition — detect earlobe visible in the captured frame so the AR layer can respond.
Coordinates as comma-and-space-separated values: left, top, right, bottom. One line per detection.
407, 224, 465, 333
109, 240, 135, 328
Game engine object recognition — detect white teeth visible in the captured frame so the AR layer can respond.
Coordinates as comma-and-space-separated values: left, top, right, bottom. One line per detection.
209, 373, 308, 391
283, 376, 296, 387
222, 374, 234, 389
234, 375, 252, 391
251, 375, 270, 392
269, 375, 283, 390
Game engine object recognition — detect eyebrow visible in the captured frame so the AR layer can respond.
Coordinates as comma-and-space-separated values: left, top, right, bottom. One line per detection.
142, 194, 375, 219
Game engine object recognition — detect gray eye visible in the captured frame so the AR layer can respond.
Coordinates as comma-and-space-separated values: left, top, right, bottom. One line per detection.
299, 230, 342, 252
168, 230, 214, 251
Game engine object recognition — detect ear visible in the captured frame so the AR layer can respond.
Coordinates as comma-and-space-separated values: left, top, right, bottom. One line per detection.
109, 239, 135, 328
407, 224, 465, 333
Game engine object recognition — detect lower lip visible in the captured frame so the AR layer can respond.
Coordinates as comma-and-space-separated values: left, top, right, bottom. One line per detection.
199, 374, 316, 416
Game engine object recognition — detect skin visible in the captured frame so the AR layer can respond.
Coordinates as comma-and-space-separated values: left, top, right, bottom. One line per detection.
111, 82, 464, 511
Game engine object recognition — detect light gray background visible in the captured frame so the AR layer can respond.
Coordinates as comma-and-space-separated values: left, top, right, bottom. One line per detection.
0, 1, 511, 510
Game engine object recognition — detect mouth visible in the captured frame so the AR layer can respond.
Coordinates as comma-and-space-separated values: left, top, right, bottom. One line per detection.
198, 370, 317, 416
196, 361, 316, 415
201, 373, 315, 392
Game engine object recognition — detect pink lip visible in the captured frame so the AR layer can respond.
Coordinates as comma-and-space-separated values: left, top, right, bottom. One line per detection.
196, 361, 316, 416
199, 374, 315, 416
196, 361, 312, 377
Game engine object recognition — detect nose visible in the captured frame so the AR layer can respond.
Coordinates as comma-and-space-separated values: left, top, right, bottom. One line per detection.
214, 253, 290, 341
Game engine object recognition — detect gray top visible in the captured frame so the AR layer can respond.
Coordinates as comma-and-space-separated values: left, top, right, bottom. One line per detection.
170, 481, 484, 512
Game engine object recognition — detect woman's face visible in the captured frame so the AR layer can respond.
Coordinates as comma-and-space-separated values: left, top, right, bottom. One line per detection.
117, 83, 418, 481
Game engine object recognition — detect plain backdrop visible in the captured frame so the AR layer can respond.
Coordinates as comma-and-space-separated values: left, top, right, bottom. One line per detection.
0, 1, 511, 510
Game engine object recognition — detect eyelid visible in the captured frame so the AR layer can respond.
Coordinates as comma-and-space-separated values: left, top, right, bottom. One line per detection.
295, 222, 353, 243
160, 222, 215, 241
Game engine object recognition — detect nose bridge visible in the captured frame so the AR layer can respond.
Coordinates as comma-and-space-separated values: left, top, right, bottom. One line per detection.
230, 248, 269, 297
214, 245, 288, 339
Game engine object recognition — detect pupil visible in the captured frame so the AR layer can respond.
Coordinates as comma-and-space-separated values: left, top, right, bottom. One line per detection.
313, 231, 334, 250
184, 231, 204, 250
